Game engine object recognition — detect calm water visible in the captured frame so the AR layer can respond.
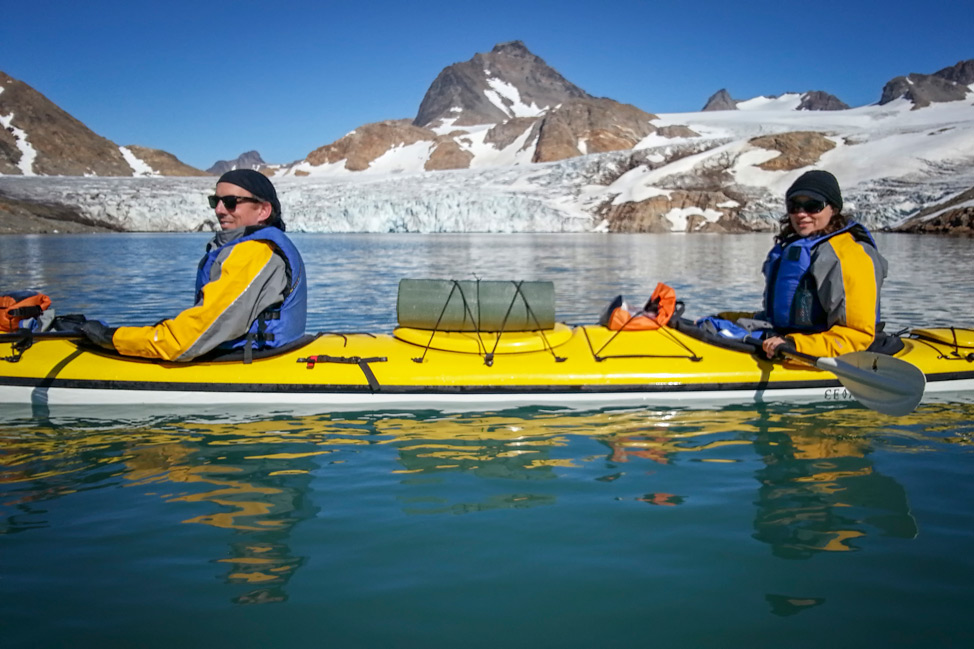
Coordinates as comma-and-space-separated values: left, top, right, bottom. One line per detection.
2, 233, 974, 648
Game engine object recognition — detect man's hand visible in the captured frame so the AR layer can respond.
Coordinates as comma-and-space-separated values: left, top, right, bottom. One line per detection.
80, 321, 117, 351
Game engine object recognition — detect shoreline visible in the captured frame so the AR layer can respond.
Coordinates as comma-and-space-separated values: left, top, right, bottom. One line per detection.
0, 190, 119, 234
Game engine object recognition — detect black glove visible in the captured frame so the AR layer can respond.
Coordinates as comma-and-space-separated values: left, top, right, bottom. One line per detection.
51, 313, 88, 333
80, 320, 117, 351
774, 340, 798, 359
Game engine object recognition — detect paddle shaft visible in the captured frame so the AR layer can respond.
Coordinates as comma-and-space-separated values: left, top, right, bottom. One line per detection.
0, 330, 84, 342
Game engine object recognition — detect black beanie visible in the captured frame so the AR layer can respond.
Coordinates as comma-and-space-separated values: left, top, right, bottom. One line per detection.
217, 169, 285, 230
786, 170, 843, 211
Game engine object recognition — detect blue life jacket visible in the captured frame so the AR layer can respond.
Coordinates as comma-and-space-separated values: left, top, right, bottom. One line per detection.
762, 222, 876, 332
196, 226, 307, 351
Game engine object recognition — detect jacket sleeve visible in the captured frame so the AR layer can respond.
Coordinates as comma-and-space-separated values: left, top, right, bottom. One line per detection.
111, 240, 289, 361
787, 233, 886, 357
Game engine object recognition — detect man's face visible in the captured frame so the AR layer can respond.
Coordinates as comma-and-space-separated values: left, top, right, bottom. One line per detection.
212, 182, 271, 230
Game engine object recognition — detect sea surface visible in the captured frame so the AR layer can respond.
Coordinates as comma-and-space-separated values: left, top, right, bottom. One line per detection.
2, 232, 973, 648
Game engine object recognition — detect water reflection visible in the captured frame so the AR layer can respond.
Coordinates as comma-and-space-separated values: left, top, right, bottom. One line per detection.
748, 409, 918, 557
123, 433, 320, 604
2, 403, 973, 604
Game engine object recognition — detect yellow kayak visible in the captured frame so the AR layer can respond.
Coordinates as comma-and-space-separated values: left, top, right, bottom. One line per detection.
2, 320, 972, 414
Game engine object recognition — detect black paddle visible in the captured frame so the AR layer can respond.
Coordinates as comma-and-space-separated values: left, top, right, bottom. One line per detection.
0, 331, 84, 341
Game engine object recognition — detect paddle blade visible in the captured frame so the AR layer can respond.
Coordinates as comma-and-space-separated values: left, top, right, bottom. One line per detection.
820, 351, 926, 417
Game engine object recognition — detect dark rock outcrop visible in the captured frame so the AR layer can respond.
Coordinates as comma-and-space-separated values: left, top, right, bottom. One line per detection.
0, 188, 120, 233
425, 140, 474, 171
414, 41, 591, 128
702, 89, 738, 111
901, 206, 974, 234
207, 150, 266, 175
879, 59, 974, 108
797, 91, 849, 111
656, 125, 700, 139
894, 186, 974, 235
483, 117, 537, 150
600, 188, 753, 233
531, 98, 658, 163
880, 74, 969, 108
749, 132, 837, 171
932, 59, 974, 87
305, 120, 435, 171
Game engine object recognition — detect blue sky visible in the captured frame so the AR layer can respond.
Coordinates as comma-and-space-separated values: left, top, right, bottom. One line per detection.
3, 0, 971, 170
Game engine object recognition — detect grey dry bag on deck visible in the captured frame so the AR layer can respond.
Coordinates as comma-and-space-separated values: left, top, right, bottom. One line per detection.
396, 279, 556, 331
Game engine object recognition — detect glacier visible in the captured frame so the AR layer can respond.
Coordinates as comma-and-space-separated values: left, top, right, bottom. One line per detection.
2, 98, 974, 233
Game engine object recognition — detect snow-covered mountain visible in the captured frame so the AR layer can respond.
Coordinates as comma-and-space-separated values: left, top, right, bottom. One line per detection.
275, 46, 974, 180
702, 88, 850, 112
3, 94, 973, 234
281, 41, 660, 176
1, 45, 973, 234
237, 46, 971, 234
879, 60, 974, 108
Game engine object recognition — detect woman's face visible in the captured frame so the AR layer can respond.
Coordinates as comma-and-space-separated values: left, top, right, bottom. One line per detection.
787, 195, 834, 237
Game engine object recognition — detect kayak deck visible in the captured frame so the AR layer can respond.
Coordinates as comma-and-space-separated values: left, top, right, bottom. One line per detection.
2, 324, 973, 410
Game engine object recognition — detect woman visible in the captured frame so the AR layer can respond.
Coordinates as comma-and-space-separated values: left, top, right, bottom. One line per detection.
759, 170, 887, 359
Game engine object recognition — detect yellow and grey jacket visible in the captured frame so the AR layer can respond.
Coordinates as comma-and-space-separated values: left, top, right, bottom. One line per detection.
760, 222, 887, 357
112, 226, 306, 361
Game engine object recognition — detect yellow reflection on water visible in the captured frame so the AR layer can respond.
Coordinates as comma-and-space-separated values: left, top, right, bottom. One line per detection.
3, 401, 974, 598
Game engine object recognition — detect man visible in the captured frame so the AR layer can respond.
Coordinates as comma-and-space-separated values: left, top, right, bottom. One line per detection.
81, 170, 306, 361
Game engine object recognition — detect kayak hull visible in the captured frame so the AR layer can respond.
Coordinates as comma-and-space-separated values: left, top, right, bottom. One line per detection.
3, 324, 973, 412
4, 381, 908, 410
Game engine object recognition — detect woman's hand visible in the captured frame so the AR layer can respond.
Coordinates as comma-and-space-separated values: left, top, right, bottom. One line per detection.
762, 335, 792, 359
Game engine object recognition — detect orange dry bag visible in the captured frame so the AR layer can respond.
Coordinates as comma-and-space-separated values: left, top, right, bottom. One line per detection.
1, 291, 53, 332
602, 283, 677, 331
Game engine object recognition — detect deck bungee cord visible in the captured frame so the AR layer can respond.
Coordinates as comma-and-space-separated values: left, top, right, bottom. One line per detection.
908, 327, 974, 361
403, 279, 566, 366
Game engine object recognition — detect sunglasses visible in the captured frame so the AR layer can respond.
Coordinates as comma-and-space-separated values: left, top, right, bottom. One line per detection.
207, 195, 264, 210
786, 198, 828, 215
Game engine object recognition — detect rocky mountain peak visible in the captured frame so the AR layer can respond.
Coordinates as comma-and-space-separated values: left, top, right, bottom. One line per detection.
702, 88, 848, 111
413, 41, 591, 128
797, 91, 849, 111
490, 40, 533, 57
701, 89, 738, 111
207, 150, 266, 175
879, 73, 969, 108
933, 59, 974, 87
879, 59, 974, 108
